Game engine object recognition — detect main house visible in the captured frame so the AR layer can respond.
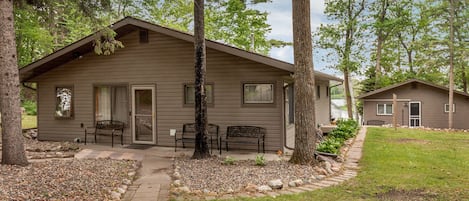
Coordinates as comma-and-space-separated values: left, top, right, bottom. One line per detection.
19, 17, 341, 152
358, 79, 469, 129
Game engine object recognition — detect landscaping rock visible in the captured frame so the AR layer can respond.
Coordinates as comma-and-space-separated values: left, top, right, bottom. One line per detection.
316, 175, 326, 180
111, 191, 121, 200
173, 171, 181, 179
178, 186, 190, 193
288, 181, 297, 187
293, 179, 304, 186
268, 179, 283, 189
174, 180, 182, 187
324, 161, 333, 174
257, 185, 273, 192
245, 183, 258, 192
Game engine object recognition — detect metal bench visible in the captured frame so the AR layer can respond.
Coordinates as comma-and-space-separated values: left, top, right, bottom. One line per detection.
366, 120, 385, 126
84, 120, 124, 147
220, 126, 266, 154
174, 123, 219, 153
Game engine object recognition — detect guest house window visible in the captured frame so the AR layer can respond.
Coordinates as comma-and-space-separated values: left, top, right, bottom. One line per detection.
243, 83, 274, 104
184, 84, 213, 105
95, 85, 129, 124
377, 103, 393, 115
444, 104, 455, 113
55, 86, 73, 118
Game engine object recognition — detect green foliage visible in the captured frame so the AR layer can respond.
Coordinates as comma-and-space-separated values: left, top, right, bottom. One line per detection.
22, 100, 37, 115
316, 137, 343, 154
318, 119, 358, 154
223, 156, 236, 165
93, 27, 125, 55
254, 154, 266, 166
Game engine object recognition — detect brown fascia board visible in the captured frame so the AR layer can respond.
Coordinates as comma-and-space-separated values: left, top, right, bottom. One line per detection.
357, 79, 469, 99
20, 16, 342, 82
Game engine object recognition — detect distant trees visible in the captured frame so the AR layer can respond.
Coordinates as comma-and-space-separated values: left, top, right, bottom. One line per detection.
316, 0, 366, 119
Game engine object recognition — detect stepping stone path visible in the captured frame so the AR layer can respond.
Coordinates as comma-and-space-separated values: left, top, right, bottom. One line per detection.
74, 149, 144, 161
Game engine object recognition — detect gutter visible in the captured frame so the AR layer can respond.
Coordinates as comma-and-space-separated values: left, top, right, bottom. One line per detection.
22, 83, 37, 91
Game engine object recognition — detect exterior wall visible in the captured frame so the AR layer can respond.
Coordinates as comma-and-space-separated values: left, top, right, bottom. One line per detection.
362, 82, 469, 129
33, 30, 297, 151
315, 81, 331, 126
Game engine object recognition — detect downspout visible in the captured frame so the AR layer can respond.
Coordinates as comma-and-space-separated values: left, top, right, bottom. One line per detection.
283, 84, 294, 150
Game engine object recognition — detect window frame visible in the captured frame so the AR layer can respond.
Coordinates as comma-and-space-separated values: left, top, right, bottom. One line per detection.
377, 103, 393, 116
55, 85, 74, 119
93, 84, 129, 126
444, 103, 455, 113
183, 83, 214, 107
242, 82, 276, 106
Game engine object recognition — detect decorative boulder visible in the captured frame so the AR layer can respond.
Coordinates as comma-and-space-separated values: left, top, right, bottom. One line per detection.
257, 185, 272, 192
268, 179, 283, 189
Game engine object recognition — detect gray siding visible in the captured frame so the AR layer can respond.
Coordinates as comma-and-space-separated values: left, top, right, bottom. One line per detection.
362, 82, 469, 129
33, 30, 291, 151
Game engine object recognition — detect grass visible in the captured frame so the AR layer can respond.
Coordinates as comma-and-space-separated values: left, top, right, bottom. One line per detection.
21, 115, 37, 129
234, 127, 469, 201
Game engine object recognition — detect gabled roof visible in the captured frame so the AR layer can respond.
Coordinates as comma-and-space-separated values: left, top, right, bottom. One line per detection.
357, 79, 469, 99
19, 16, 342, 82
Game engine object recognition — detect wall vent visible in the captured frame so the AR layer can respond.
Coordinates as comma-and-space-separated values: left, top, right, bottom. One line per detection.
139, 29, 149, 44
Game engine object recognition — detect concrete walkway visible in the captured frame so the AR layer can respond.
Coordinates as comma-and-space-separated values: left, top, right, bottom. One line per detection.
75, 145, 179, 201
74, 126, 367, 200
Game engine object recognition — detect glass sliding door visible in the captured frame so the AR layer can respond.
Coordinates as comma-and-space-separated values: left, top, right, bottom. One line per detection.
131, 85, 156, 144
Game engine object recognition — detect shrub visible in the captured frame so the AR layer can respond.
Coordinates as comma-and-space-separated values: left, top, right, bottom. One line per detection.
22, 100, 37, 115
255, 154, 266, 166
317, 137, 343, 154
318, 119, 359, 154
223, 156, 236, 165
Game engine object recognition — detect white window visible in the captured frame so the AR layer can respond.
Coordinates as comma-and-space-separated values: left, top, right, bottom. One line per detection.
377, 103, 393, 115
184, 84, 213, 105
444, 104, 455, 113
95, 85, 129, 124
243, 83, 274, 104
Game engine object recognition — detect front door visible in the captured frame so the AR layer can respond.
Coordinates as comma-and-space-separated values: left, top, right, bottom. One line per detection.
409, 101, 421, 127
131, 85, 156, 144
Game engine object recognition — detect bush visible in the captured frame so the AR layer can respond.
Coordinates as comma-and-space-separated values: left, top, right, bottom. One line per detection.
317, 137, 343, 154
22, 100, 37, 115
223, 156, 236, 165
318, 119, 359, 154
255, 154, 266, 166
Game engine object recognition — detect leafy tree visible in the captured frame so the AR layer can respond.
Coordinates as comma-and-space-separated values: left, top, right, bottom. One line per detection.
0, 0, 29, 166
316, 0, 366, 119
141, 0, 284, 54
289, 0, 317, 165
192, 0, 210, 159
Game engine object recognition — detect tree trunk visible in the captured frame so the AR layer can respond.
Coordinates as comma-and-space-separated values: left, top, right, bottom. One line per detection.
0, 0, 29, 166
374, 0, 388, 88
289, 0, 317, 165
192, 0, 210, 159
344, 68, 353, 119
448, 0, 454, 129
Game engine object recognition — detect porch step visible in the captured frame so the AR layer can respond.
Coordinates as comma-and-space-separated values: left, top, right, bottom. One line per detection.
75, 149, 144, 161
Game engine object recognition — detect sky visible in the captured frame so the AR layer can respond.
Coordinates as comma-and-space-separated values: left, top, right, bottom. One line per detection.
251, 1, 337, 75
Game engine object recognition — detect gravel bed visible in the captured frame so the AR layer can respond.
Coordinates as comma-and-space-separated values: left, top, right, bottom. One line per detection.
175, 157, 322, 193
0, 159, 137, 200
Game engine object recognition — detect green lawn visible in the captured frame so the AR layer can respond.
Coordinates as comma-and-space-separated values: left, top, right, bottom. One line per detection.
236, 127, 469, 201
21, 115, 37, 129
